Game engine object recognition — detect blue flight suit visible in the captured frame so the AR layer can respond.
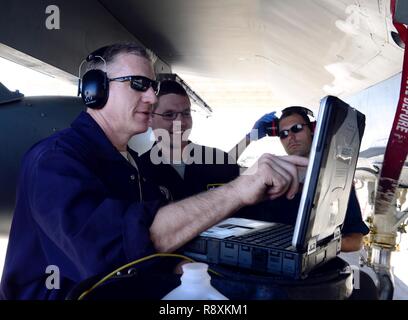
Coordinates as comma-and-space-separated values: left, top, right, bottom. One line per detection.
0, 112, 167, 300
139, 142, 240, 201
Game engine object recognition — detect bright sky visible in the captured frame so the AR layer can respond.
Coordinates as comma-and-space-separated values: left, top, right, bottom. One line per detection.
0, 56, 77, 96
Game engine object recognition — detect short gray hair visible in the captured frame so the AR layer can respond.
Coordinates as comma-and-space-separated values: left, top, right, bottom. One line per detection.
86, 42, 152, 71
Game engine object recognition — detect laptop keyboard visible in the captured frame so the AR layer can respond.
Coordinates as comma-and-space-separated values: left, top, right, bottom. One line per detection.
232, 224, 294, 248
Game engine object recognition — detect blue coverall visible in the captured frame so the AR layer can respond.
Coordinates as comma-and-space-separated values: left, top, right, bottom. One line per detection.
139, 142, 240, 201
1, 112, 167, 299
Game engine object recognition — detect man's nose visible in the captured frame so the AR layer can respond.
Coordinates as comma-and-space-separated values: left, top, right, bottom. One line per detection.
287, 131, 296, 141
142, 87, 158, 104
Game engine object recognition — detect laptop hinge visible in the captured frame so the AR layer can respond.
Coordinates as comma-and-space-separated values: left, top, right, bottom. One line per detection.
333, 227, 341, 240
307, 237, 318, 255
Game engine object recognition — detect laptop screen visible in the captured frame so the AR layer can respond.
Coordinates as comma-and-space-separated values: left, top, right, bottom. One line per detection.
292, 96, 365, 250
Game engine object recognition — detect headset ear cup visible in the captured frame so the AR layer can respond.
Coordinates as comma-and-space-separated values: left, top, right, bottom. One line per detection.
270, 118, 279, 136
80, 69, 109, 109
311, 121, 316, 133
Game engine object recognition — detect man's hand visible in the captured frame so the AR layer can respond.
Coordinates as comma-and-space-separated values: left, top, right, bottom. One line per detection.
231, 154, 309, 206
249, 112, 277, 140
341, 233, 364, 252
151, 154, 308, 253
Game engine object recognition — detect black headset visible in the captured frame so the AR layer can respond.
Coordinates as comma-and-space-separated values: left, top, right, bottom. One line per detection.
269, 106, 316, 137
78, 46, 110, 109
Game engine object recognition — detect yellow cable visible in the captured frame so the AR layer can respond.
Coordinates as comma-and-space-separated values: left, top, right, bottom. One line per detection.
77, 253, 221, 300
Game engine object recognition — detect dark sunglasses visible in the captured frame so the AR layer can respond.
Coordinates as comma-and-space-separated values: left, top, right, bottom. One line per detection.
109, 75, 160, 95
279, 123, 308, 139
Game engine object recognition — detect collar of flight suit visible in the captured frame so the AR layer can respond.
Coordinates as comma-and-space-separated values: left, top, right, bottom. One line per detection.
70, 111, 138, 162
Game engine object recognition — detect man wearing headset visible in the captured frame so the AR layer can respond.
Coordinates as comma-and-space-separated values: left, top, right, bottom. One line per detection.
276, 107, 376, 299
138, 80, 240, 201
0, 43, 307, 299
235, 108, 369, 253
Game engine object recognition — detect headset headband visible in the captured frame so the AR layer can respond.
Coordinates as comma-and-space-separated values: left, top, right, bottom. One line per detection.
281, 106, 314, 119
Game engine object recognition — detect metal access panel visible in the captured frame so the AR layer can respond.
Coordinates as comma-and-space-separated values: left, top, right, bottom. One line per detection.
395, 0, 408, 25
0, 93, 84, 218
